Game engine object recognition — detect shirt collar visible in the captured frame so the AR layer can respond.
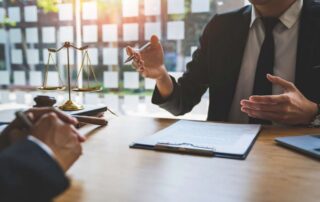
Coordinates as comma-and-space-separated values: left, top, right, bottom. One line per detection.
250, 0, 303, 29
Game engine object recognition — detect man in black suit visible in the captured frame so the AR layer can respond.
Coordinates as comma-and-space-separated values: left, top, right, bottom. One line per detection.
0, 108, 85, 201
127, 0, 320, 125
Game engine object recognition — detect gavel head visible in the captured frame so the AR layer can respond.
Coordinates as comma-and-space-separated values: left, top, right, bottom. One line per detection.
34, 95, 57, 107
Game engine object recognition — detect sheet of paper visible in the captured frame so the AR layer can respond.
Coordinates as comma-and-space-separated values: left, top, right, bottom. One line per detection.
134, 120, 261, 155
82, 2, 97, 20
24, 6, 38, 22
11, 49, 23, 64
9, 29, 22, 43
145, 22, 161, 40
123, 23, 139, 41
103, 71, 119, 88
122, 0, 139, 17
26, 28, 38, 43
168, 0, 184, 14
42, 27, 56, 43
102, 24, 118, 42
83, 25, 98, 43
103, 48, 118, 65
59, 26, 74, 42
191, 0, 210, 13
13, 71, 26, 86
144, 0, 161, 16
29, 71, 43, 86
58, 4, 73, 21
8, 7, 20, 22
0, 71, 10, 85
167, 21, 185, 40
87, 48, 98, 65
124, 72, 139, 89
27, 49, 40, 65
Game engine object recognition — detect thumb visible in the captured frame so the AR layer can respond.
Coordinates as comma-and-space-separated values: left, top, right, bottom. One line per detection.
267, 74, 295, 90
150, 35, 159, 45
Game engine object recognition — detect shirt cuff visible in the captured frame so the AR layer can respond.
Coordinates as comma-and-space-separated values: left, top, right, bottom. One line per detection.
151, 75, 178, 105
28, 136, 55, 158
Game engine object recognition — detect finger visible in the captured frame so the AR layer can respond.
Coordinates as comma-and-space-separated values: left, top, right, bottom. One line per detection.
51, 108, 78, 125
126, 46, 135, 56
267, 74, 296, 90
249, 94, 290, 104
240, 100, 285, 113
133, 52, 141, 61
77, 134, 86, 143
241, 107, 283, 122
25, 112, 34, 122
151, 35, 159, 45
26, 107, 77, 124
69, 125, 85, 142
132, 61, 141, 70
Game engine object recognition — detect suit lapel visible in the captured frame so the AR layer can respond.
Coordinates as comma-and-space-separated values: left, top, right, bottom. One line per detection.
212, 6, 252, 121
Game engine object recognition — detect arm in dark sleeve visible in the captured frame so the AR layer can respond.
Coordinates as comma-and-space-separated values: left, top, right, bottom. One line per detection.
0, 139, 69, 202
151, 15, 219, 116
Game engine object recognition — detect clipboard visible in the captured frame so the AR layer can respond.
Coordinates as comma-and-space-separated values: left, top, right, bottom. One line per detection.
130, 120, 261, 160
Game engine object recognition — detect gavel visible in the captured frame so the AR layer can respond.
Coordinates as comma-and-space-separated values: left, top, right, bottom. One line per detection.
34, 96, 107, 126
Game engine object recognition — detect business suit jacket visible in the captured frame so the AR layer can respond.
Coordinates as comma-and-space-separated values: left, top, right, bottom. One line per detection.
0, 139, 69, 202
152, 0, 320, 122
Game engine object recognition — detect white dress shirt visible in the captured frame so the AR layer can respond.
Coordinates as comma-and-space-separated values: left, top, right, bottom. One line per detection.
228, 0, 303, 123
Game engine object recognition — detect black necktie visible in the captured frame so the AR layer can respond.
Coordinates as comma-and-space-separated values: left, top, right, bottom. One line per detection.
250, 17, 279, 124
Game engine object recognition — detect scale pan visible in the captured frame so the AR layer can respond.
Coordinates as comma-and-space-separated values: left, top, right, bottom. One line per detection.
72, 86, 102, 92
38, 86, 66, 91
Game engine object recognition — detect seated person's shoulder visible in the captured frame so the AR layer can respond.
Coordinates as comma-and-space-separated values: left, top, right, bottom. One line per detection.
205, 5, 251, 33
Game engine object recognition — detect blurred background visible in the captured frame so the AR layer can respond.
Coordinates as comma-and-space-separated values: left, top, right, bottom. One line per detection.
0, 0, 249, 120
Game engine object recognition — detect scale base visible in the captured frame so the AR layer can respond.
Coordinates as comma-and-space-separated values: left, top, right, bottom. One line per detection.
59, 100, 84, 111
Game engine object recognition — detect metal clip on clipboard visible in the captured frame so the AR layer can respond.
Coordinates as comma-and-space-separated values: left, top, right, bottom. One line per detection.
154, 142, 216, 156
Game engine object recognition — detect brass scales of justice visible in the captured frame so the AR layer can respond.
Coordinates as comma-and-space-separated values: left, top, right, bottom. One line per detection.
39, 42, 102, 111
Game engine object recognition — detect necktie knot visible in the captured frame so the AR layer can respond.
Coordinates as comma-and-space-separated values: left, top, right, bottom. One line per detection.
261, 17, 279, 33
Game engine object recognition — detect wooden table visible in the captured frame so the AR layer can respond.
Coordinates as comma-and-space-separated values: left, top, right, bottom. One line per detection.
55, 117, 320, 202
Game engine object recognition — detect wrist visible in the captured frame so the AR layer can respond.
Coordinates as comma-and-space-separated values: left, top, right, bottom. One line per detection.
155, 65, 169, 82
310, 102, 319, 118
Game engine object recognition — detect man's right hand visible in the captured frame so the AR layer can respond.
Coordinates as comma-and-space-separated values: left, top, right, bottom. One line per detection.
31, 111, 85, 172
126, 35, 174, 98
126, 35, 167, 79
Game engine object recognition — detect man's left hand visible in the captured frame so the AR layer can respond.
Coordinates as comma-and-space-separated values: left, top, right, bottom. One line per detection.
241, 74, 318, 125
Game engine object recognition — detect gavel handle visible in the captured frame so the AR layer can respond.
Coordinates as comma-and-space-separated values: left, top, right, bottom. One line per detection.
72, 115, 108, 126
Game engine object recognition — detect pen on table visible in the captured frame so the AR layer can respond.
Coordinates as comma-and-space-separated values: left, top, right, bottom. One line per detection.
125, 42, 151, 63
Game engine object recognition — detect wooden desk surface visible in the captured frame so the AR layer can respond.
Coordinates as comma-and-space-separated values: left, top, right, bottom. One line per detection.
55, 117, 320, 202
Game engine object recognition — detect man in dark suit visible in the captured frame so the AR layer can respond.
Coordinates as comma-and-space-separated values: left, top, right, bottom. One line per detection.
127, 0, 320, 125
0, 108, 85, 201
